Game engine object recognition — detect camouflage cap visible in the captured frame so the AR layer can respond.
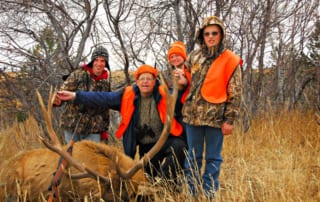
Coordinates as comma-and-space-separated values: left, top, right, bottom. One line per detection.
196, 16, 226, 45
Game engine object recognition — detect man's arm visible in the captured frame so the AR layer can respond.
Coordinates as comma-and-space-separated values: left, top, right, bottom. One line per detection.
57, 90, 123, 111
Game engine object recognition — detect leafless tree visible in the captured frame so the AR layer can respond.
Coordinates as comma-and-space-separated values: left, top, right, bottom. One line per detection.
0, 0, 318, 126
227, 0, 318, 112
0, 0, 100, 123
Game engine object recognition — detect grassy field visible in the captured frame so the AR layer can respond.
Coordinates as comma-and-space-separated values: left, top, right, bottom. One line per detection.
0, 109, 319, 201
219, 110, 319, 201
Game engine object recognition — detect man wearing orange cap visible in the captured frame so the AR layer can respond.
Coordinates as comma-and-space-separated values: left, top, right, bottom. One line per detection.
56, 64, 188, 179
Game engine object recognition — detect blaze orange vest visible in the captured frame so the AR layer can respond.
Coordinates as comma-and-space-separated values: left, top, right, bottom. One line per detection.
115, 86, 183, 138
200, 49, 240, 103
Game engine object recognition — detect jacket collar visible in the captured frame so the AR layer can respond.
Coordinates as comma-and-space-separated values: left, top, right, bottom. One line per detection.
82, 64, 109, 81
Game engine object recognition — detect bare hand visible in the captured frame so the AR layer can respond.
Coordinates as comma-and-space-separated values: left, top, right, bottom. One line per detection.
173, 69, 188, 88
56, 91, 76, 101
221, 122, 233, 135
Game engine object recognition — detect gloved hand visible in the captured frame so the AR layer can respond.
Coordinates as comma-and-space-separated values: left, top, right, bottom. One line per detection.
100, 131, 109, 144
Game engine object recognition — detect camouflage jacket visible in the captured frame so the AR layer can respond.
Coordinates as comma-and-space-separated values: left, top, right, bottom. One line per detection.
182, 48, 242, 127
59, 67, 111, 135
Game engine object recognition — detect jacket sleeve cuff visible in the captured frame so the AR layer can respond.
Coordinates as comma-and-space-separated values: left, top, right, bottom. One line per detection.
73, 91, 80, 104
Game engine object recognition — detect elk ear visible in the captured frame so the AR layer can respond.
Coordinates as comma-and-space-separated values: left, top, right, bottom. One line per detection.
116, 68, 178, 179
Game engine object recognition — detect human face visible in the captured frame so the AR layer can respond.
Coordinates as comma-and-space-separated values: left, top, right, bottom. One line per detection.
203, 25, 222, 48
169, 54, 185, 68
92, 56, 106, 76
136, 73, 156, 97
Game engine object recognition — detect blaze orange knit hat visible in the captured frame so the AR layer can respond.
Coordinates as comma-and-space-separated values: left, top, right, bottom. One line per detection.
167, 41, 187, 61
134, 64, 158, 80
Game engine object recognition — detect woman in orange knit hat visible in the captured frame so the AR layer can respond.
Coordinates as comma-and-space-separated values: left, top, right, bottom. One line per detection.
166, 41, 191, 149
167, 41, 192, 99
167, 41, 191, 91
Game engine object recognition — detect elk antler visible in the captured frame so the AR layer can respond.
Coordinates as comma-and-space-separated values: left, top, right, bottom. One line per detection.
36, 87, 111, 183
116, 70, 179, 179
36, 87, 62, 150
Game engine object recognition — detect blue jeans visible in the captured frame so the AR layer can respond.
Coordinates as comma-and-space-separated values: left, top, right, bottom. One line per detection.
64, 130, 101, 144
184, 124, 224, 196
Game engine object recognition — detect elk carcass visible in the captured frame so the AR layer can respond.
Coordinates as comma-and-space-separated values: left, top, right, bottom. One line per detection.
0, 141, 146, 201
0, 73, 178, 201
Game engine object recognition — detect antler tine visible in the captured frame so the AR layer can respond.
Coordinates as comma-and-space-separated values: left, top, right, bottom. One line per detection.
36, 87, 61, 149
116, 69, 178, 179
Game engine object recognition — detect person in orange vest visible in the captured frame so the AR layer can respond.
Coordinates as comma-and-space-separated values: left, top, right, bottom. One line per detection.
56, 64, 188, 179
182, 16, 242, 199
167, 41, 191, 142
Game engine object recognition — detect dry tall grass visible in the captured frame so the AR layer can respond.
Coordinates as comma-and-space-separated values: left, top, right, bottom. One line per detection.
0, 110, 319, 201
219, 110, 320, 202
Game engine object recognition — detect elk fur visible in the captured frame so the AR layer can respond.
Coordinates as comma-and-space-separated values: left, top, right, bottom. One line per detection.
0, 72, 176, 201
0, 140, 147, 201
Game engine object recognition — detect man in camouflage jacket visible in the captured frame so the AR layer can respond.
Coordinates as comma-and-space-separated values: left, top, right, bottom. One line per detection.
54, 46, 111, 143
